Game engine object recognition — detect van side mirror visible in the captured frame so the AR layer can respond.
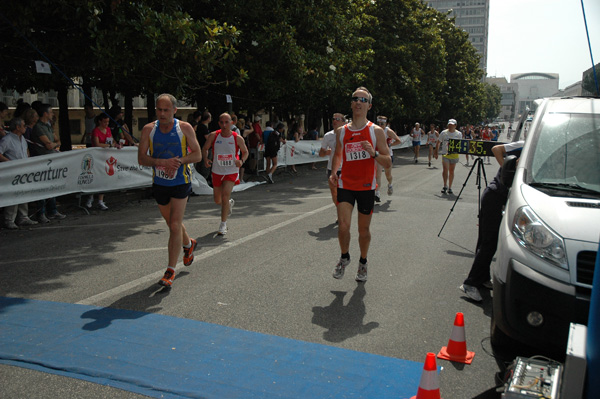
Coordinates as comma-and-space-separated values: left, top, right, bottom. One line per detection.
501, 155, 518, 188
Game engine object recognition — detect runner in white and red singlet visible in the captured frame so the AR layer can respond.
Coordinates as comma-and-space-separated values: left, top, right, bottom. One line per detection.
329, 87, 392, 282
202, 113, 249, 235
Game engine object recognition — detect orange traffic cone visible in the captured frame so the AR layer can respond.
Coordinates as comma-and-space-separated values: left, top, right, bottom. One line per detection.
410, 352, 442, 399
437, 312, 475, 364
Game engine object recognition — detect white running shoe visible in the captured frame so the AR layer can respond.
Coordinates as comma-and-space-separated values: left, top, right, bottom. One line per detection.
217, 222, 228, 235
387, 185, 393, 195
98, 201, 109, 211
229, 199, 235, 216
333, 258, 351, 279
355, 262, 368, 282
85, 196, 93, 209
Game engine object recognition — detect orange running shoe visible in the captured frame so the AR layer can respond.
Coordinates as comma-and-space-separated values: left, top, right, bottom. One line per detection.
183, 238, 197, 266
158, 268, 175, 287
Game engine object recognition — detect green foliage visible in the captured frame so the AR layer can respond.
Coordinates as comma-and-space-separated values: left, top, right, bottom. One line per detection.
1, 0, 497, 130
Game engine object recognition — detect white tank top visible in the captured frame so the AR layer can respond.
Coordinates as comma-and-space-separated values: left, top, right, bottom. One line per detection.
211, 131, 240, 175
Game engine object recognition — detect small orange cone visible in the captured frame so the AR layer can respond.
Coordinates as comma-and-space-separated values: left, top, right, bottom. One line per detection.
437, 312, 475, 364
410, 352, 442, 399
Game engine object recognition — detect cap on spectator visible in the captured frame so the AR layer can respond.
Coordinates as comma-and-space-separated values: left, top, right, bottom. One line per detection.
254, 116, 261, 122
448, 119, 457, 125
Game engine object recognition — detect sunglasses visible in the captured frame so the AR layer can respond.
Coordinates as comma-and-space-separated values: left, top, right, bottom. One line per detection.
351, 97, 370, 103
332, 117, 344, 121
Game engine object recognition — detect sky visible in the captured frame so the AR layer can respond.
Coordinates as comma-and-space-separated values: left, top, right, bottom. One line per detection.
487, 0, 600, 90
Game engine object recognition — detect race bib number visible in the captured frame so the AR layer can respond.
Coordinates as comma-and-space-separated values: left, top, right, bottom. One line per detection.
345, 142, 369, 161
155, 166, 176, 180
217, 154, 235, 167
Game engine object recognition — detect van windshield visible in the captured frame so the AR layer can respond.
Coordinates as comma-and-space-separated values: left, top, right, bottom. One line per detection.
528, 112, 600, 197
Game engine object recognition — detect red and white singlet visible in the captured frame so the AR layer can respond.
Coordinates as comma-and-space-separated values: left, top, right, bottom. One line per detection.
338, 122, 377, 191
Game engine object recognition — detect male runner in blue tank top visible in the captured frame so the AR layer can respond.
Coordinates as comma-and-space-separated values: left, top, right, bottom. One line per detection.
138, 93, 202, 287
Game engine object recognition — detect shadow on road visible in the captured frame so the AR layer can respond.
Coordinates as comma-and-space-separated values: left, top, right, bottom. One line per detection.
80, 282, 174, 331
311, 284, 379, 343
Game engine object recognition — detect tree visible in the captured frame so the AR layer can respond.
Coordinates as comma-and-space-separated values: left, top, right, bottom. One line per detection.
482, 82, 502, 122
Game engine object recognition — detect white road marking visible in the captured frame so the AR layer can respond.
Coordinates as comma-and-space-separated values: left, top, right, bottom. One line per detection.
76, 203, 334, 305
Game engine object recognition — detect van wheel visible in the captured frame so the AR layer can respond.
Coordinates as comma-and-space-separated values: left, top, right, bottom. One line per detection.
490, 314, 513, 349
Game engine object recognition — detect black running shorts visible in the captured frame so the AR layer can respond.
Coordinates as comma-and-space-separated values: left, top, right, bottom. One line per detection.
152, 183, 192, 206
337, 188, 375, 215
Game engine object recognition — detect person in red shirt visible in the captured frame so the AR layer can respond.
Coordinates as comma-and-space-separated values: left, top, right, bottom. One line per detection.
329, 87, 392, 282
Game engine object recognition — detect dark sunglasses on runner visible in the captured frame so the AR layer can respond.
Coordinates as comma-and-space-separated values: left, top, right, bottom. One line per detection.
332, 117, 344, 121
351, 97, 369, 103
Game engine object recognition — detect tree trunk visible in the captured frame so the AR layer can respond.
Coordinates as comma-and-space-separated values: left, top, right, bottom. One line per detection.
57, 85, 72, 151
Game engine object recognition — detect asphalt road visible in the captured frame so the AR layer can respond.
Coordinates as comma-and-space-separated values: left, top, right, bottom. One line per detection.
1, 129, 527, 399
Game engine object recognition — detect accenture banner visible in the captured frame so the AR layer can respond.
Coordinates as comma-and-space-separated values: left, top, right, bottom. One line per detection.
0, 147, 152, 208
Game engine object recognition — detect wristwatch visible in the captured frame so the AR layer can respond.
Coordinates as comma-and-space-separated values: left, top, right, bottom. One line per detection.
372, 151, 379, 159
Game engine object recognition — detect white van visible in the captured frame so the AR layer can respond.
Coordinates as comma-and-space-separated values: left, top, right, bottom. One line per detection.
491, 97, 600, 351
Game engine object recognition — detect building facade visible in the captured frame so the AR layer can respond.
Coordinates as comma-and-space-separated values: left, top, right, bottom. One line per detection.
486, 77, 517, 120
510, 72, 559, 116
426, 0, 490, 73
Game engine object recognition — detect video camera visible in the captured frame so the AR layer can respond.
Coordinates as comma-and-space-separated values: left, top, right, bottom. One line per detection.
447, 139, 505, 157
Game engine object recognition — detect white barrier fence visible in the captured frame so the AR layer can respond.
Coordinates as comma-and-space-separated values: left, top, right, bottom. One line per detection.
0, 135, 418, 208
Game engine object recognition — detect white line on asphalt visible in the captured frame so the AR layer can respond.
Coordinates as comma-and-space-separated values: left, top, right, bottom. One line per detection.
76, 202, 335, 305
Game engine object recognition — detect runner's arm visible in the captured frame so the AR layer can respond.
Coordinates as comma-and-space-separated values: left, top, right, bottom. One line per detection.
236, 134, 249, 168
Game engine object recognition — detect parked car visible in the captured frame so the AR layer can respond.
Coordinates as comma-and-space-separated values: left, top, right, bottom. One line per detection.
491, 96, 600, 352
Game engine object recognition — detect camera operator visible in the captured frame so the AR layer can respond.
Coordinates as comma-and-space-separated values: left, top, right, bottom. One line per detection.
459, 140, 525, 302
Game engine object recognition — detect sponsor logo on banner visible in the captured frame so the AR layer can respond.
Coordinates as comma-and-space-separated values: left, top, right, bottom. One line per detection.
78, 154, 94, 185
105, 156, 117, 176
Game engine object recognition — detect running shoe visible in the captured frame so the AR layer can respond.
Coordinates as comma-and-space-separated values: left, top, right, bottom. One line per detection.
229, 199, 235, 216
428, 161, 431, 167
37, 214, 50, 224
158, 268, 175, 287
267, 175, 274, 184
3, 221, 19, 230
459, 284, 482, 302
448, 189, 453, 195
333, 258, 351, 279
17, 218, 38, 226
374, 191, 381, 203
217, 222, 228, 235
355, 262, 368, 282
98, 201, 109, 211
48, 211, 66, 219
387, 185, 393, 195
414, 158, 418, 164
183, 238, 197, 266
441, 186, 447, 194
85, 196, 93, 209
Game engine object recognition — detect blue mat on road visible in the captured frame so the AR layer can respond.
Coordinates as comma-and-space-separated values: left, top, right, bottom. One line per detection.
0, 297, 422, 398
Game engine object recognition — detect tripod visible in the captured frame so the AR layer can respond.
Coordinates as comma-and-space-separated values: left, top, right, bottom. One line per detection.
438, 156, 488, 236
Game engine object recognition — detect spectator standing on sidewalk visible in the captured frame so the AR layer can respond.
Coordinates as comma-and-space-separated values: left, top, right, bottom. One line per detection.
0, 118, 38, 229
329, 87, 391, 282
31, 104, 66, 223
203, 112, 249, 235
138, 93, 202, 288
86, 114, 116, 211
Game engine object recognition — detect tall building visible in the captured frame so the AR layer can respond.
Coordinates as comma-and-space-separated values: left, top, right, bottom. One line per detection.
426, 0, 490, 72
